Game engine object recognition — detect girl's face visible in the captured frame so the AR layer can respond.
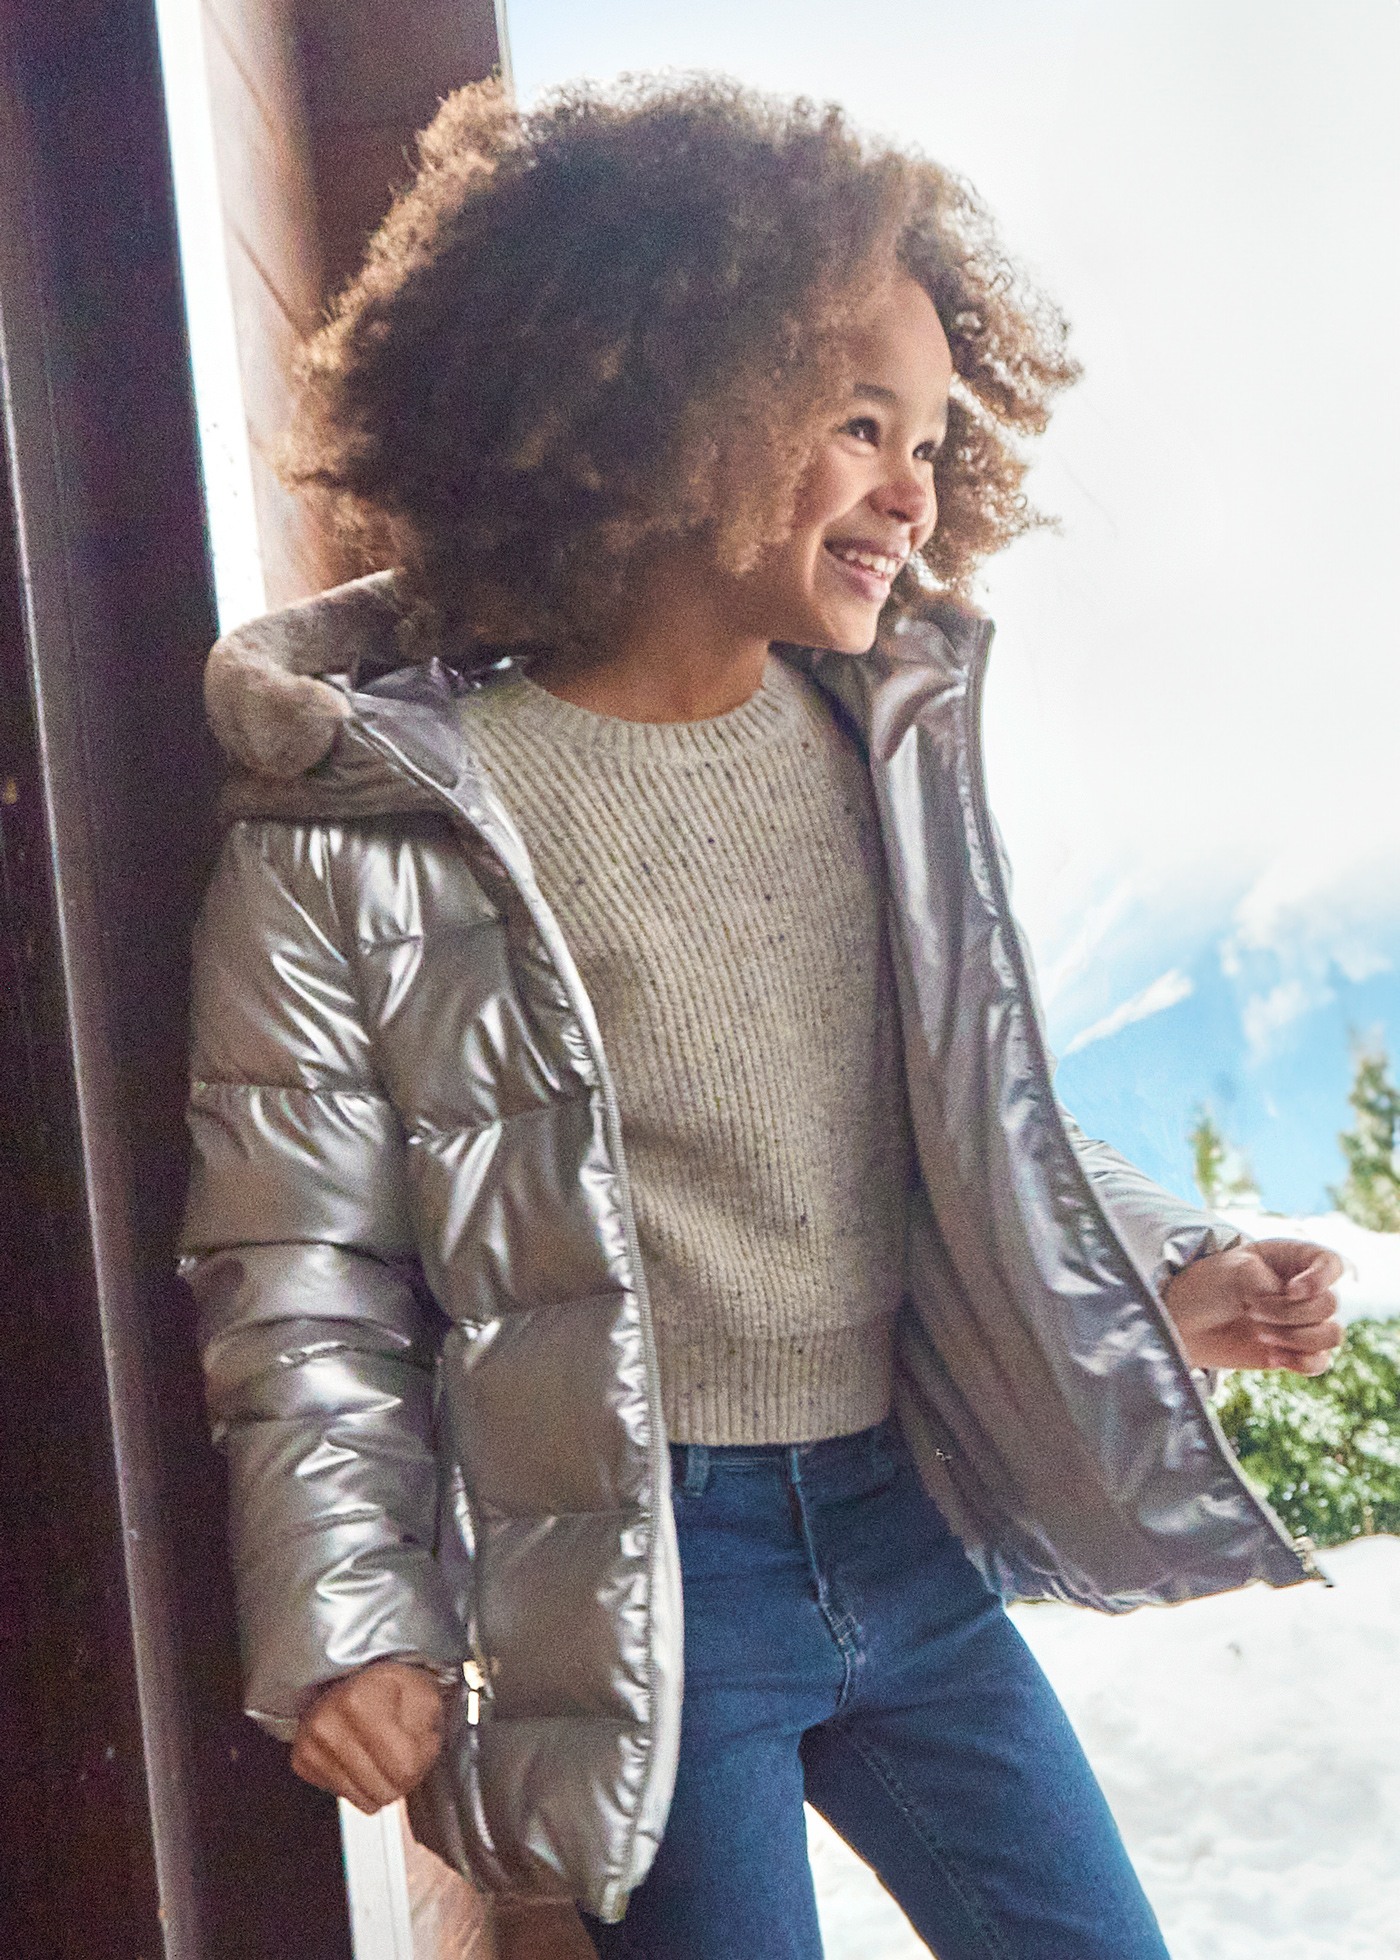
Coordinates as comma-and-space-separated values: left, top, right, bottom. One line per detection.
730, 274, 953, 654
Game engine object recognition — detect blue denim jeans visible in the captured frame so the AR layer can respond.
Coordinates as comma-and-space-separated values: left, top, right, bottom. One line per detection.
583, 1418, 1169, 1959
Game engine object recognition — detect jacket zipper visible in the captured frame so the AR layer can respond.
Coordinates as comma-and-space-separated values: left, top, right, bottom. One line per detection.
462, 1656, 490, 1726
337, 709, 677, 1903
960, 625, 1316, 1586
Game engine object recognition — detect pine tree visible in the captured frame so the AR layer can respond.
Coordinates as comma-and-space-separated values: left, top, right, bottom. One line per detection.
1188, 1106, 1260, 1210
1217, 1314, 1400, 1545
1331, 1040, 1400, 1233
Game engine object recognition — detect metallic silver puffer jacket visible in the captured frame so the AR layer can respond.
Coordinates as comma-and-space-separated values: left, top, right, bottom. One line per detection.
181, 571, 1315, 1920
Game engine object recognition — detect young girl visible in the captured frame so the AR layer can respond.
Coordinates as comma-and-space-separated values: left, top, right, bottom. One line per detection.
184, 77, 1344, 1959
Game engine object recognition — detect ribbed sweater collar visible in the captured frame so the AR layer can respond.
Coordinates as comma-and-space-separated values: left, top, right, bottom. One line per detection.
466, 655, 810, 763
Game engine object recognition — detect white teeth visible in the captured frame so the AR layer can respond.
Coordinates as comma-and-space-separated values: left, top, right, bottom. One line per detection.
827, 544, 904, 579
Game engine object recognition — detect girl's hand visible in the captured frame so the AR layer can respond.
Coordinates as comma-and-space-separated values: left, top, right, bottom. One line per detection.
1163, 1239, 1346, 1375
290, 1658, 448, 1813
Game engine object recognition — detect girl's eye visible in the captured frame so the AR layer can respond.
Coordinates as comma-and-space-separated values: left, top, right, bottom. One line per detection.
840, 417, 940, 465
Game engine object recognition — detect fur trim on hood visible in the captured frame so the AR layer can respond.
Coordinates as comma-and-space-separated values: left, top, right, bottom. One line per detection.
205, 571, 406, 779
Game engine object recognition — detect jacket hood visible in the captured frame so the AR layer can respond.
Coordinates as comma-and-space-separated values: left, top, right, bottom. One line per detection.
204, 571, 992, 823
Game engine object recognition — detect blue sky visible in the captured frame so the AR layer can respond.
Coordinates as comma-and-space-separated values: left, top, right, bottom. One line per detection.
506, 0, 1400, 1213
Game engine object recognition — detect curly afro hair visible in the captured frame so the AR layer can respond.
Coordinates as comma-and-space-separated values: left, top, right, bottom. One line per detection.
284, 74, 1079, 668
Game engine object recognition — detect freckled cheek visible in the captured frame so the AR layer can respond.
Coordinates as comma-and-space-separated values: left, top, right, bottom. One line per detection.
791, 449, 866, 534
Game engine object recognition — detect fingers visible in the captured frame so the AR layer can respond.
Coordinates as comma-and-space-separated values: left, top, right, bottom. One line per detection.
1238, 1242, 1345, 1355
1257, 1315, 1345, 1365
1254, 1306, 1345, 1374
291, 1725, 401, 1814
1165, 1242, 1349, 1377
290, 1664, 448, 1812
1270, 1345, 1340, 1377
1186, 1299, 1347, 1373
293, 1703, 416, 1812
1215, 1246, 1278, 1309
1250, 1239, 1346, 1299
1244, 1240, 1344, 1350
1248, 1286, 1341, 1330
1285, 1250, 1346, 1300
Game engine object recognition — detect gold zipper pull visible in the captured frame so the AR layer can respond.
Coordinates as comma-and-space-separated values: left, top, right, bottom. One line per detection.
462, 1656, 489, 1725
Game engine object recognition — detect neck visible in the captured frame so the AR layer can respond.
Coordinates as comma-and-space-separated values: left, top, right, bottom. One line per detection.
531, 546, 770, 723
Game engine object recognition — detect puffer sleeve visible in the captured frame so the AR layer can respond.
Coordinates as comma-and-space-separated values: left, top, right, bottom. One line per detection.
180, 820, 467, 1740
1058, 1107, 1244, 1300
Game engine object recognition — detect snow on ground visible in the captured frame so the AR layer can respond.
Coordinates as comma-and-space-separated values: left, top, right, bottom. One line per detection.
1218, 1209, 1400, 1322
809, 1809, 929, 1960
810, 1536, 1400, 1959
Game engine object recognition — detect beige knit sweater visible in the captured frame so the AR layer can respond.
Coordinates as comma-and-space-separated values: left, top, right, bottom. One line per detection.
461, 656, 913, 1444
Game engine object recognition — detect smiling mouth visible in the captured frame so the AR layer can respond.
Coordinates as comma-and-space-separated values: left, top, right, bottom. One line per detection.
824, 540, 907, 594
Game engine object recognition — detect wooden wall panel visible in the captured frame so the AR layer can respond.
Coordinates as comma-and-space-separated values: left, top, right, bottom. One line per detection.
223, 229, 333, 602
203, 0, 304, 129
200, 7, 321, 338
200, 0, 335, 602
196, 0, 506, 605
297, 0, 505, 291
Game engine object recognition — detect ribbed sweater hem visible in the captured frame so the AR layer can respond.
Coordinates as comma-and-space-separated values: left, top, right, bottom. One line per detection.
655, 1318, 895, 1446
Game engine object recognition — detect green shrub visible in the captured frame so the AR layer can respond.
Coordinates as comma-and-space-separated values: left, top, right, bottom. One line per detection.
1215, 1316, 1400, 1547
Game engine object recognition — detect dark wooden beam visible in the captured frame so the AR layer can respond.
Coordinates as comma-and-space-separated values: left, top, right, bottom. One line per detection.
0, 1, 353, 1951
0, 0, 511, 1948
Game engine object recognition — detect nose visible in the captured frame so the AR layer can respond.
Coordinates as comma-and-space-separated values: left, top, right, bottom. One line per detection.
870, 462, 936, 539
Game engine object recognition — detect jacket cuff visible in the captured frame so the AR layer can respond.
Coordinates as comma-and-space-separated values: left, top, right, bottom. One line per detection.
235, 1527, 470, 1738
248, 1646, 466, 1740
1164, 1224, 1248, 1404
1153, 1217, 1248, 1299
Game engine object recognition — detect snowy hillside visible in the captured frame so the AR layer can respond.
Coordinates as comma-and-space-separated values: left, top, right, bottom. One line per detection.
811, 1536, 1400, 1958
